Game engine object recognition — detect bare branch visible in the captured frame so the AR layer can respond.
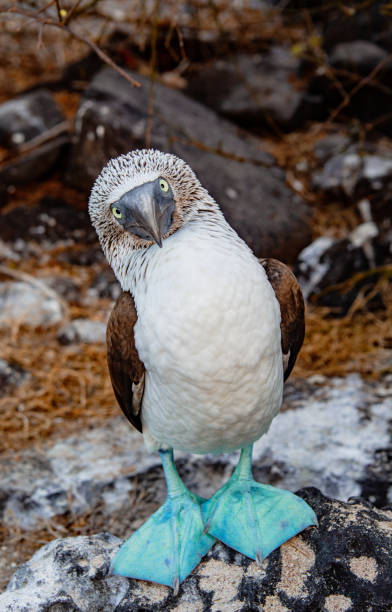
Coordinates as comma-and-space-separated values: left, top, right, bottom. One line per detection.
324, 53, 392, 130
54, 0, 62, 22
63, 0, 83, 25
62, 23, 140, 88
2, 5, 141, 88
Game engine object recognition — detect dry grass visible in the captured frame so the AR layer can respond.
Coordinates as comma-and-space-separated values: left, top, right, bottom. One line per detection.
297, 282, 392, 379
0, 291, 117, 454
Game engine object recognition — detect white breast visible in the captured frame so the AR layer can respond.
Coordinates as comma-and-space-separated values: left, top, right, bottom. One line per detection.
130, 218, 283, 454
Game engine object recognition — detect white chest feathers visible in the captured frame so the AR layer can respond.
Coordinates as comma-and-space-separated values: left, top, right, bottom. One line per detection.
129, 221, 283, 454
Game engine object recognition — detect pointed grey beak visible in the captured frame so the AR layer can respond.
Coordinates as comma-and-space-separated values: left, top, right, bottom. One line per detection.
113, 180, 175, 247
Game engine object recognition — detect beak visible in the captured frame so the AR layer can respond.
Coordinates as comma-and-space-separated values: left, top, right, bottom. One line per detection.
115, 181, 174, 247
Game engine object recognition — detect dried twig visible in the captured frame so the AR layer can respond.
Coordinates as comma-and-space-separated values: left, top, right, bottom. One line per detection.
322, 53, 392, 130
1, 5, 141, 88
0, 121, 70, 164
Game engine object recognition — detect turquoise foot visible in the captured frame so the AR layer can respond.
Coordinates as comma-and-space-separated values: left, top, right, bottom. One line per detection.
112, 492, 214, 590
111, 449, 215, 591
201, 447, 317, 563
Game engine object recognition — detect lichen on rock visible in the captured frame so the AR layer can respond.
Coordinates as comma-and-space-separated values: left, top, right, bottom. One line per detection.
1, 489, 391, 611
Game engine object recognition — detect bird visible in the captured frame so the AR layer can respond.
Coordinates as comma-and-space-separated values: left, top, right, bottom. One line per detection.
89, 148, 317, 592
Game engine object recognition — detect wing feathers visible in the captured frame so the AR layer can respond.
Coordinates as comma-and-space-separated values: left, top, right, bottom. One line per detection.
259, 258, 305, 381
106, 291, 145, 432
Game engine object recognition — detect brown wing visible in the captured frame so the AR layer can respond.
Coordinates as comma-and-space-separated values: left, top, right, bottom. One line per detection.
106, 291, 145, 432
259, 258, 305, 381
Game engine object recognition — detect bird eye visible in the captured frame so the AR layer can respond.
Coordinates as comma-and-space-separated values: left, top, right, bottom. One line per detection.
159, 178, 169, 193
112, 207, 122, 219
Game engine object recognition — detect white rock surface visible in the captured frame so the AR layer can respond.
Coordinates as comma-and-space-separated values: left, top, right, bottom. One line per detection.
253, 375, 391, 500
294, 236, 336, 299
0, 281, 64, 328
57, 318, 106, 344
1, 494, 392, 612
0, 375, 390, 530
0, 358, 29, 397
0, 533, 128, 611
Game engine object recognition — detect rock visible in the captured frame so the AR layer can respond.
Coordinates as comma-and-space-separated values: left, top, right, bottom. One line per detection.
0, 239, 22, 263
313, 133, 351, 163
322, 5, 392, 51
294, 236, 337, 300
0, 417, 162, 530
0, 358, 29, 398
313, 148, 362, 197
0, 281, 64, 328
329, 40, 389, 75
0, 90, 63, 149
55, 245, 105, 267
0, 89, 68, 183
1, 375, 391, 530
294, 228, 373, 296
2, 490, 392, 611
186, 47, 322, 131
312, 141, 392, 255
294, 223, 390, 315
255, 375, 392, 504
0, 197, 96, 248
310, 40, 392, 132
312, 143, 392, 199
0, 533, 128, 611
42, 276, 81, 304
311, 136, 392, 278
66, 67, 311, 262
57, 318, 106, 345
0, 138, 69, 184
294, 184, 392, 313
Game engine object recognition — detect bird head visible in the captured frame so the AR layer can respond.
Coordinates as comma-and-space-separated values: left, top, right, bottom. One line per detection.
89, 149, 216, 265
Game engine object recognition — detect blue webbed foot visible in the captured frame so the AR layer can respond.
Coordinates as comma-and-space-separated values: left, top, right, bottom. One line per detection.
201, 446, 317, 563
111, 450, 215, 591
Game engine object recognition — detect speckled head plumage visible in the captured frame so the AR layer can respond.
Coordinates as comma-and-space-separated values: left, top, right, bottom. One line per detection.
89, 149, 217, 268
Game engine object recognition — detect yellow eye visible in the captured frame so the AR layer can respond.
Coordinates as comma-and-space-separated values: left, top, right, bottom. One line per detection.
112, 207, 122, 219
159, 178, 169, 193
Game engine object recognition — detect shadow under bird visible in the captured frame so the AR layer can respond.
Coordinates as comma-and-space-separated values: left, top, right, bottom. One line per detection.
89, 149, 317, 592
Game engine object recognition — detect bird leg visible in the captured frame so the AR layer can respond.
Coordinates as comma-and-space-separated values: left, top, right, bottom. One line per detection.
111, 448, 215, 591
201, 444, 317, 563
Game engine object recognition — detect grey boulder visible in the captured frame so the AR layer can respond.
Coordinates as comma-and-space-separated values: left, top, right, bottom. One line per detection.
1, 490, 392, 611
1, 533, 127, 611
0, 358, 29, 398
57, 318, 106, 345
0, 281, 64, 328
186, 47, 322, 130
0, 197, 96, 248
312, 142, 392, 199
329, 40, 390, 75
0, 89, 68, 184
312, 140, 392, 260
66, 67, 311, 263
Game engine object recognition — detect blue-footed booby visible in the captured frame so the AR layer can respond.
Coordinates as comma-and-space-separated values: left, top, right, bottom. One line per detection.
89, 149, 317, 591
